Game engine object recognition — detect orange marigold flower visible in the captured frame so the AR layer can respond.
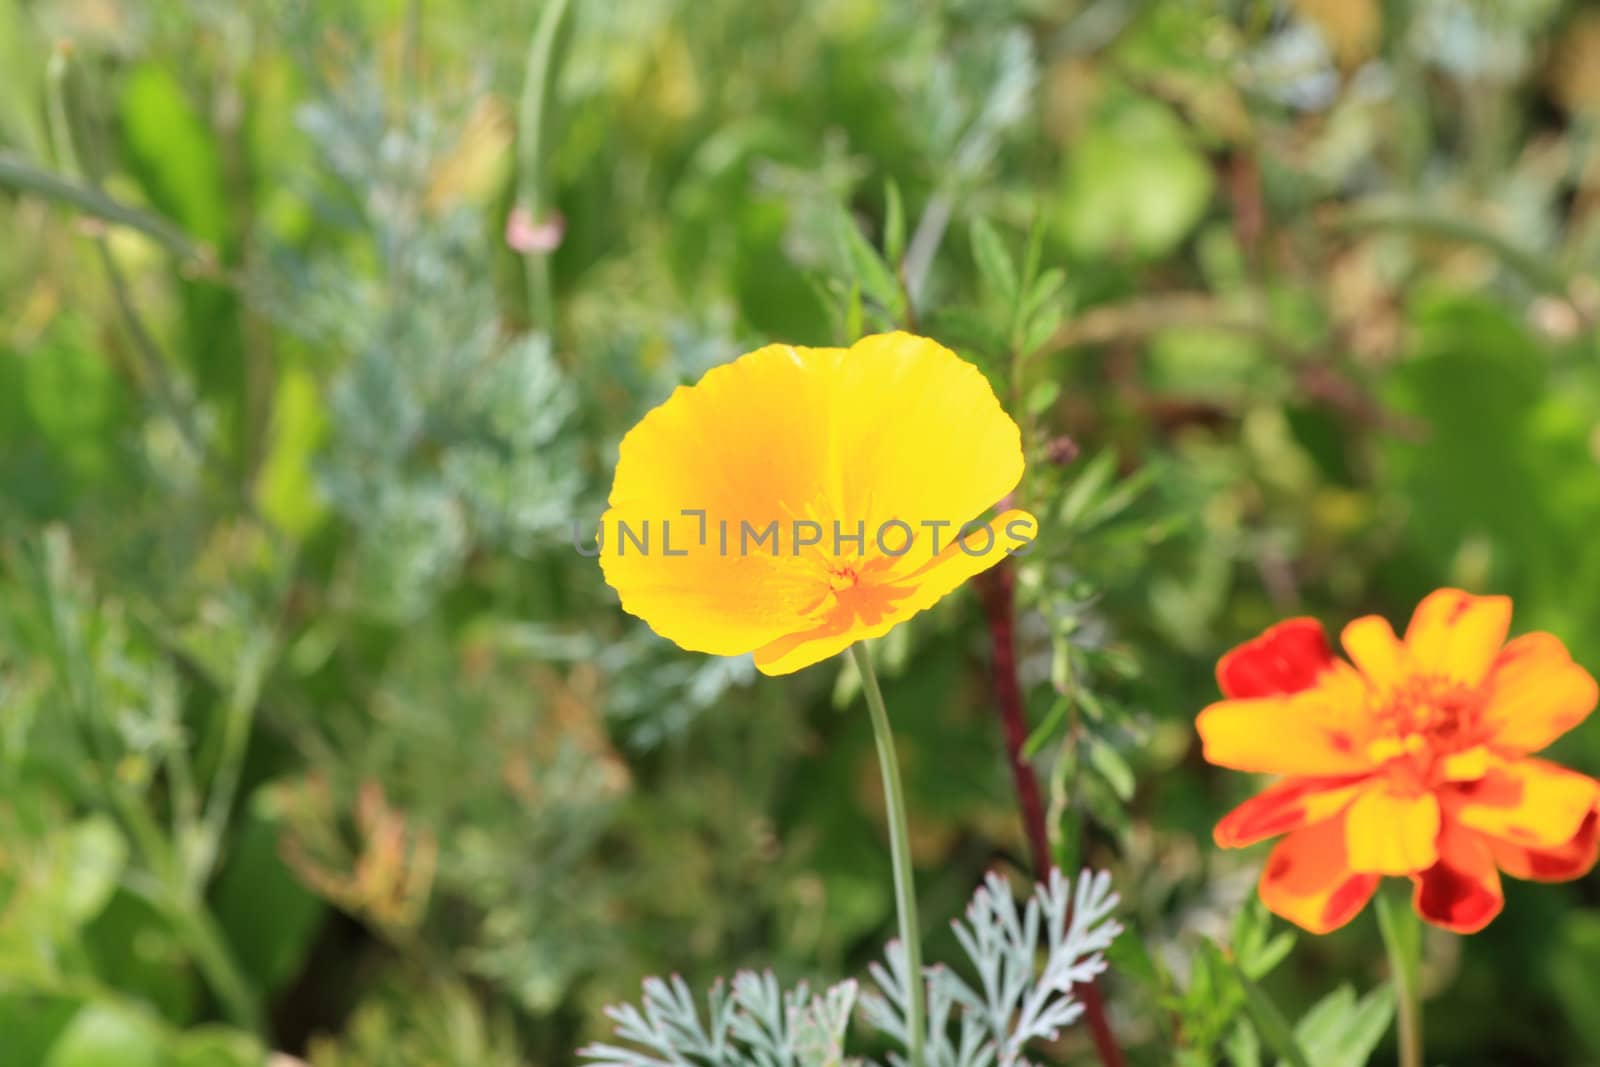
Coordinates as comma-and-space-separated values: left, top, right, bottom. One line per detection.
599, 332, 1038, 675
1197, 589, 1600, 935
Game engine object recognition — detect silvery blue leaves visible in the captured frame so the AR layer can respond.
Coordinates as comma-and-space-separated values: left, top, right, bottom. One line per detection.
580, 973, 856, 1067
581, 868, 1120, 1067
278, 65, 581, 621
864, 868, 1122, 1067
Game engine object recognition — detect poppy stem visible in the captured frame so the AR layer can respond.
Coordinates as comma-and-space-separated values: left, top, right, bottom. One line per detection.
1377, 890, 1425, 1067
850, 642, 926, 1067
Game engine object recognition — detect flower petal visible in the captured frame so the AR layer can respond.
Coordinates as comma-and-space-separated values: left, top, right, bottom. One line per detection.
1403, 588, 1511, 687
824, 333, 1026, 539
600, 343, 852, 655
1340, 615, 1408, 689
1258, 817, 1380, 934
1216, 618, 1336, 699
1344, 786, 1440, 875
1488, 808, 1600, 883
1445, 758, 1600, 849
751, 510, 1037, 676
1197, 664, 1375, 776
1214, 776, 1370, 848
1479, 632, 1598, 754
1411, 824, 1502, 934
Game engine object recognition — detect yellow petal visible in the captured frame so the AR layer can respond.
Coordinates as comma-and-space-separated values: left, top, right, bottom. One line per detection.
1488, 808, 1600, 883
1480, 632, 1598, 754
1344, 785, 1440, 874
1402, 588, 1511, 687
1197, 664, 1375, 776
822, 333, 1025, 539
1446, 758, 1600, 849
1340, 615, 1407, 689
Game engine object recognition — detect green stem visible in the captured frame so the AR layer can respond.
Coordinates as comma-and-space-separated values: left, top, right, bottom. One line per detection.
0, 150, 210, 266
849, 643, 925, 1067
1334, 203, 1574, 301
126, 876, 262, 1035
516, 0, 575, 335
193, 632, 273, 889
1377, 891, 1424, 1067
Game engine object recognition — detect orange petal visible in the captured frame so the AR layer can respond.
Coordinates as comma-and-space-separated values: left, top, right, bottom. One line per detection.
1445, 758, 1600, 849
1344, 786, 1440, 875
1403, 589, 1511, 687
1197, 664, 1374, 776
1411, 823, 1502, 934
1257, 817, 1380, 934
1214, 775, 1370, 848
1341, 615, 1408, 690
1489, 808, 1600, 883
1216, 618, 1336, 699
751, 510, 1037, 675
1479, 632, 1598, 754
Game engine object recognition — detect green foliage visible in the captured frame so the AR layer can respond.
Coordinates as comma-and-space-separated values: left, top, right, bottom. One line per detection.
4, 0, 1600, 1064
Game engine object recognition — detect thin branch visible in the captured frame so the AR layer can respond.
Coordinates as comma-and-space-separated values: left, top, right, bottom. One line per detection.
0, 150, 215, 270
1330, 201, 1576, 301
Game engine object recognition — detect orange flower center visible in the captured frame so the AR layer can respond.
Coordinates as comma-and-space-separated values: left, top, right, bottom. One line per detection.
827, 565, 860, 593
1367, 674, 1489, 785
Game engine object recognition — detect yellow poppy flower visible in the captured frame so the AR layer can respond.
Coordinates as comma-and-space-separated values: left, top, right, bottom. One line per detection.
599, 332, 1038, 675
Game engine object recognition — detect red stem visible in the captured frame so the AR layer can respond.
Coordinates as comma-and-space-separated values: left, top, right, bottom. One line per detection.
976, 561, 1126, 1067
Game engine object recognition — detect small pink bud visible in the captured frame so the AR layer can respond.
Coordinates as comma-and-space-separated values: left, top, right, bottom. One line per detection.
505, 205, 565, 254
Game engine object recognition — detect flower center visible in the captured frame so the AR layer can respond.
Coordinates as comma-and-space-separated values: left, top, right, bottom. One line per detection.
1367, 674, 1488, 780
827, 565, 860, 594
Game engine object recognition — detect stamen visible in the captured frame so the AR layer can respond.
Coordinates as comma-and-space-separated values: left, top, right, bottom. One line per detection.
1366, 673, 1488, 782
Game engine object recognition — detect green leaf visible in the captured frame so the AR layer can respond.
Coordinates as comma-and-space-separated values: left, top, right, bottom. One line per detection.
1227, 958, 1313, 1067
1295, 984, 1396, 1067
1058, 93, 1213, 260
1022, 694, 1070, 758
970, 217, 1019, 306
1231, 898, 1296, 980
1086, 733, 1135, 801
0, 995, 81, 1065
1057, 450, 1117, 528
883, 178, 906, 266
58, 817, 128, 926
1223, 1018, 1262, 1067
254, 364, 329, 538
0, 0, 47, 157
832, 207, 904, 322
22, 317, 125, 486
44, 1002, 166, 1067
118, 65, 229, 248
1103, 925, 1163, 989
82, 891, 200, 1024
168, 1026, 265, 1067
1020, 305, 1065, 355
1023, 267, 1067, 321
1025, 379, 1061, 416
211, 788, 328, 995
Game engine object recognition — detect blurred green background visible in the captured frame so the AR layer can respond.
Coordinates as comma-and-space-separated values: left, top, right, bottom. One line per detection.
4, 0, 1600, 1063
